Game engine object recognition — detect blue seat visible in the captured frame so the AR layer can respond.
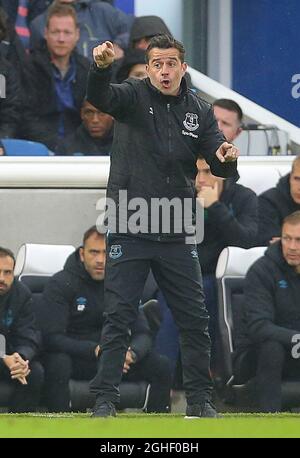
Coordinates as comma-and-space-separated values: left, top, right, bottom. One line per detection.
1, 139, 49, 156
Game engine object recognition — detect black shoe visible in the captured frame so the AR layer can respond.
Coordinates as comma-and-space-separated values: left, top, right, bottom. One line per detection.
91, 400, 116, 418
185, 401, 220, 419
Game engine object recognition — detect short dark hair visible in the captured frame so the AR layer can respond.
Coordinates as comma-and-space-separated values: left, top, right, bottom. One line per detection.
283, 211, 300, 227
0, 247, 15, 267
83, 226, 105, 246
46, 3, 78, 28
213, 99, 243, 124
146, 34, 185, 63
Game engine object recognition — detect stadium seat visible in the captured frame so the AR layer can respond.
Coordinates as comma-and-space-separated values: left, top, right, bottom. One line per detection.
1, 139, 50, 156
215, 246, 300, 411
13, 243, 154, 412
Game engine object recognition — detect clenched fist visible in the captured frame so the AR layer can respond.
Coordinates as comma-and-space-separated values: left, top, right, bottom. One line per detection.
93, 41, 115, 69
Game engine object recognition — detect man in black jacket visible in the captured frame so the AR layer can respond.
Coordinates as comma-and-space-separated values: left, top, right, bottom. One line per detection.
55, 99, 113, 155
88, 35, 239, 418
258, 156, 300, 245
41, 226, 171, 413
22, 3, 89, 150
0, 247, 44, 412
196, 157, 257, 354
234, 211, 300, 412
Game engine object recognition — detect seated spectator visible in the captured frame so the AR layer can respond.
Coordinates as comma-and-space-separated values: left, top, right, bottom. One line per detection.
0, 247, 44, 412
212, 99, 243, 143
258, 156, 300, 245
0, 53, 21, 138
233, 211, 300, 412
22, 3, 90, 150
56, 99, 113, 155
30, 0, 131, 60
196, 156, 257, 357
115, 48, 147, 83
40, 226, 172, 413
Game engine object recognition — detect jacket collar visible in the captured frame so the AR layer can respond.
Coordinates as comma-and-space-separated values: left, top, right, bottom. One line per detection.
145, 76, 188, 103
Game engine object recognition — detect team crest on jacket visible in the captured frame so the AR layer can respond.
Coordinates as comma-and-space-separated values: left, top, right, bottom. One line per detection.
183, 113, 199, 132
109, 244, 123, 259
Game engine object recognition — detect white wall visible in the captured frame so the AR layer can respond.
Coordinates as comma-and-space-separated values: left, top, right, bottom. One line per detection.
134, 0, 183, 40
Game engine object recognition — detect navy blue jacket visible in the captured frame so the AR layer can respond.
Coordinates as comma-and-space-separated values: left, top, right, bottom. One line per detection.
235, 243, 300, 354
0, 280, 41, 362
258, 174, 300, 245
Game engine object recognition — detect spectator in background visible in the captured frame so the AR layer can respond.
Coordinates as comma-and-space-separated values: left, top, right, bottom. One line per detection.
233, 211, 300, 412
0, 54, 21, 138
195, 157, 258, 355
22, 3, 89, 150
0, 247, 44, 412
212, 99, 243, 143
129, 15, 171, 50
258, 156, 300, 246
56, 99, 114, 155
115, 48, 147, 83
30, 0, 131, 61
40, 227, 171, 413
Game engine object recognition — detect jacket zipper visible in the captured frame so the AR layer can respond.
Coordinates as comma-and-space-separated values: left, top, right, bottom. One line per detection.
167, 103, 171, 184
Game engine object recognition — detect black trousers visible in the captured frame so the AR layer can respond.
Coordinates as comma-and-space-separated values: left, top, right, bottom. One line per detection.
90, 236, 212, 407
0, 360, 44, 413
43, 351, 172, 413
234, 340, 300, 412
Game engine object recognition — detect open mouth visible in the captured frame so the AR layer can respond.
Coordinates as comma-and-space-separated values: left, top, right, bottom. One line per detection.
161, 79, 171, 89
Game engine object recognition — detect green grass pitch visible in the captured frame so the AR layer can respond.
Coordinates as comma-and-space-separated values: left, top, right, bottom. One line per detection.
1, 413, 300, 438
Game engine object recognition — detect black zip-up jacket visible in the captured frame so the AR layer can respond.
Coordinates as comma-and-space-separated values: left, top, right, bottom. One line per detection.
0, 280, 41, 364
22, 46, 90, 150
41, 249, 152, 362
258, 174, 300, 245
197, 177, 258, 274
87, 65, 237, 240
235, 242, 300, 355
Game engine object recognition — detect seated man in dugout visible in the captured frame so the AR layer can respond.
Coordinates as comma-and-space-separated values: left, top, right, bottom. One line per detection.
258, 156, 300, 245
40, 226, 172, 413
0, 247, 44, 412
233, 211, 300, 412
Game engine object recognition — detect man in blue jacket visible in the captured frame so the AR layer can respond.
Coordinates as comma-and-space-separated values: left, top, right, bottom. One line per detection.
0, 247, 44, 412
87, 35, 239, 418
30, 0, 130, 60
234, 211, 300, 412
41, 226, 171, 413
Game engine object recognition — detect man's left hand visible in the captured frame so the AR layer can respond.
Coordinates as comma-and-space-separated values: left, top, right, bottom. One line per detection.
216, 142, 239, 163
197, 182, 219, 208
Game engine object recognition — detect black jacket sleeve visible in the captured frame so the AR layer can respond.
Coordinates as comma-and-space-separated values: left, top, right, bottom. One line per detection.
87, 64, 138, 120
199, 106, 238, 179
41, 276, 98, 361
11, 295, 41, 361
0, 58, 21, 138
129, 310, 152, 363
245, 262, 299, 346
207, 188, 258, 247
258, 192, 282, 245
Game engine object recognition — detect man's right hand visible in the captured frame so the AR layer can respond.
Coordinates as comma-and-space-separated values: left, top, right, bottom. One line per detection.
93, 41, 115, 69
3, 353, 30, 385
